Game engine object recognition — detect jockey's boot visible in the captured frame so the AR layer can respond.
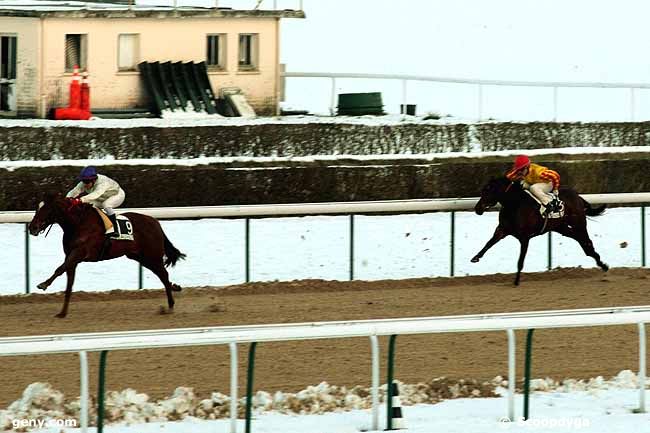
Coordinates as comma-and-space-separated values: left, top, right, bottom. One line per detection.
106, 214, 118, 237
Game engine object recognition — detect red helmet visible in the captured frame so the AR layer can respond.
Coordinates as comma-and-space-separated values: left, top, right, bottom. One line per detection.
512, 155, 530, 171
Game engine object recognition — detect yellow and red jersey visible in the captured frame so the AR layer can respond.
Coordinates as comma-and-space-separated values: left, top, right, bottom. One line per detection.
506, 163, 560, 190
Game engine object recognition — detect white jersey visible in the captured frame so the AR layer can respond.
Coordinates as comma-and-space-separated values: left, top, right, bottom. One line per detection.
66, 174, 122, 204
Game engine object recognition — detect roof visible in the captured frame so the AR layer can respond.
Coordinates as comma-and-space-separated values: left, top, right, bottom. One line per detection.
0, 0, 306, 18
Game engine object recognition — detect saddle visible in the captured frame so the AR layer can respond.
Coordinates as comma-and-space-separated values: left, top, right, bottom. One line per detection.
94, 209, 135, 241
523, 191, 565, 219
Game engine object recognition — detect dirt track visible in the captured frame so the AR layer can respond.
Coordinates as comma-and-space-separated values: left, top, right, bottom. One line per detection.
1, 267, 649, 408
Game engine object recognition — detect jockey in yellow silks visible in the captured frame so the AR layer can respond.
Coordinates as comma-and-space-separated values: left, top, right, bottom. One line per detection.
506, 155, 561, 215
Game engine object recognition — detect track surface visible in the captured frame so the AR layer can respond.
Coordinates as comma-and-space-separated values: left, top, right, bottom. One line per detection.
1, 268, 649, 407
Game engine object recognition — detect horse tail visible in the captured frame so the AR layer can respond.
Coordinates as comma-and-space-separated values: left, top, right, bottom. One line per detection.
581, 197, 606, 217
163, 233, 186, 267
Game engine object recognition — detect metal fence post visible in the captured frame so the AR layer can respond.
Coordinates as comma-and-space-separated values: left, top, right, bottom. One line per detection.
229, 342, 238, 433
349, 214, 355, 280
97, 350, 109, 433
450, 211, 455, 277
25, 223, 30, 294
245, 342, 258, 433
546, 232, 553, 271
386, 335, 397, 430
523, 329, 535, 420
642, 206, 646, 267
370, 335, 380, 431
245, 218, 251, 283
507, 329, 516, 421
639, 323, 646, 413
79, 351, 89, 433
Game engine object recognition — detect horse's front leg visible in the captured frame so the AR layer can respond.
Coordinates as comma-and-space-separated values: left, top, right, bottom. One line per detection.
471, 226, 507, 263
514, 238, 530, 286
37, 261, 67, 291
56, 261, 80, 318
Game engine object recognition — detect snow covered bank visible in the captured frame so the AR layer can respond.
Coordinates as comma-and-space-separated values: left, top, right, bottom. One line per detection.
1, 370, 646, 431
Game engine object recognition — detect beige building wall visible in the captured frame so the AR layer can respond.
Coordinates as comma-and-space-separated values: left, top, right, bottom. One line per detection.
0, 17, 41, 116
39, 16, 280, 115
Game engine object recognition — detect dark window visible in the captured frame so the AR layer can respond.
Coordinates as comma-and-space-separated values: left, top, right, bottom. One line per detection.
207, 34, 225, 69
65, 34, 87, 72
238, 34, 258, 70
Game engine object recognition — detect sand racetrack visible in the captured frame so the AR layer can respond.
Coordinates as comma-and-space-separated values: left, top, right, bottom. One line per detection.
1, 267, 650, 408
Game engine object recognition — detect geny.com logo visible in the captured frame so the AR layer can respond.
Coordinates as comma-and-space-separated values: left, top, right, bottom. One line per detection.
12, 418, 77, 430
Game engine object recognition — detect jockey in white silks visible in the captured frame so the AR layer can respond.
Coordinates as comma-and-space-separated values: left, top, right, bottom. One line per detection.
66, 166, 125, 237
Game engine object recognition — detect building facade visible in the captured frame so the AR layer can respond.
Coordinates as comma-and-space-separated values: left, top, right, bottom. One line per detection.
0, 1, 304, 117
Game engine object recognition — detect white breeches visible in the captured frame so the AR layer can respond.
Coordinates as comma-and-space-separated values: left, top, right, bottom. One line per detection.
88, 189, 125, 215
529, 182, 555, 205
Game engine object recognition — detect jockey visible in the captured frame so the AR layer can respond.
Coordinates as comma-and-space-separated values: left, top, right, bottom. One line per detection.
66, 166, 125, 237
506, 155, 561, 215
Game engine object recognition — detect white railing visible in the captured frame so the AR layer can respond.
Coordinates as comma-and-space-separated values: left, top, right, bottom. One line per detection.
1, 305, 648, 433
3, 192, 650, 223
4, 192, 650, 293
282, 71, 650, 120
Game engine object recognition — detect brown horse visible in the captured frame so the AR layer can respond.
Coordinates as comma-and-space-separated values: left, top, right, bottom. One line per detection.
471, 177, 608, 285
28, 193, 186, 317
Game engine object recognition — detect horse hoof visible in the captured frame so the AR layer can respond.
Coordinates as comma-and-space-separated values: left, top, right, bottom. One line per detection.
471, 256, 479, 263
55, 312, 67, 318
158, 306, 174, 315
601, 263, 610, 272
37, 283, 48, 291
172, 284, 182, 292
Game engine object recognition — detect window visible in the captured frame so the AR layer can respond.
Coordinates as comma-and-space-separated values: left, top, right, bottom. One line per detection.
118, 34, 139, 71
1, 35, 17, 112
65, 34, 87, 72
238, 33, 258, 70
206, 34, 226, 70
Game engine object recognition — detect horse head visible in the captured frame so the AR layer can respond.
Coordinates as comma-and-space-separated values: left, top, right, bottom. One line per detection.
474, 177, 520, 215
29, 193, 86, 236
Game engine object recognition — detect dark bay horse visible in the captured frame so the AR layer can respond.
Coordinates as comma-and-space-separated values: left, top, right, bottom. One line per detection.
471, 177, 608, 285
28, 193, 186, 317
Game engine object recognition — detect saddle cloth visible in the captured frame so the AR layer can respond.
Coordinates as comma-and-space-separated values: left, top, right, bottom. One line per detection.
524, 190, 565, 219
94, 209, 135, 241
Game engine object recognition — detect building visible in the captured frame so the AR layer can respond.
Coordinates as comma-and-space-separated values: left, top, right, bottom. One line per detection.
0, 0, 304, 118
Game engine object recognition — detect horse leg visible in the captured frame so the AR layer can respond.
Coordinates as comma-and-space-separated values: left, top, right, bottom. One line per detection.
138, 258, 176, 311
514, 238, 530, 286
37, 261, 67, 291
56, 262, 79, 318
471, 226, 507, 263
554, 225, 609, 272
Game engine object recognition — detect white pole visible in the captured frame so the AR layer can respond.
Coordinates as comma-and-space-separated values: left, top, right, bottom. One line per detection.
401, 79, 407, 119
79, 351, 89, 433
230, 342, 238, 433
330, 77, 336, 116
370, 335, 380, 431
639, 323, 646, 413
477, 84, 483, 121
507, 329, 516, 421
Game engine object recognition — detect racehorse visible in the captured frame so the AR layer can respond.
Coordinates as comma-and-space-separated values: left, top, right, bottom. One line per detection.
28, 193, 186, 318
471, 177, 608, 285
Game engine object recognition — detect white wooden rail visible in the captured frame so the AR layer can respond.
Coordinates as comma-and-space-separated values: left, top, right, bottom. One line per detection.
282, 71, 650, 120
2, 192, 650, 223
1, 305, 649, 432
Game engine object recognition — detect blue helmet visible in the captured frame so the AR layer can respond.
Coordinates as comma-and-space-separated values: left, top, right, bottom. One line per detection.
79, 166, 98, 181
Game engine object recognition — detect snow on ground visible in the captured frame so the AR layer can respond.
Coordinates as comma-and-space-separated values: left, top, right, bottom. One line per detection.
3, 370, 650, 432
0, 206, 644, 295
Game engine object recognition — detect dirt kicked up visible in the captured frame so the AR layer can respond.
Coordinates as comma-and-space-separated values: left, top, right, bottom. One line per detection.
1, 267, 649, 408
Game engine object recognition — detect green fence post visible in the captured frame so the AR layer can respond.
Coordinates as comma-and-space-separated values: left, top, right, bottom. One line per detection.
97, 350, 109, 433
547, 232, 552, 270
25, 224, 30, 294
386, 334, 398, 430
245, 218, 251, 283
642, 206, 646, 267
245, 342, 257, 433
450, 212, 455, 277
523, 329, 535, 420
349, 214, 355, 280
